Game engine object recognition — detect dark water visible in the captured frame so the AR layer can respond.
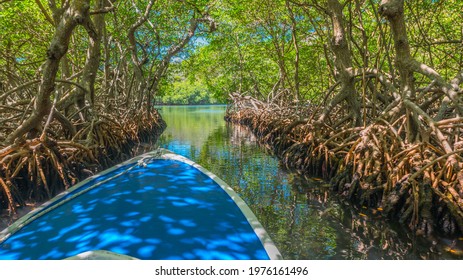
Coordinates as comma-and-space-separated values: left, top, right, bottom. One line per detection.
156, 105, 463, 260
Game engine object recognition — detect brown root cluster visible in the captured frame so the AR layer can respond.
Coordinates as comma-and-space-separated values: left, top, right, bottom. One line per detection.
0, 108, 166, 215
226, 94, 463, 236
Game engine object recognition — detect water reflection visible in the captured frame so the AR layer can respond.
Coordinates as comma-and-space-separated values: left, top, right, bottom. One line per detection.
157, 105, 463, 260
157, 105, 226, 154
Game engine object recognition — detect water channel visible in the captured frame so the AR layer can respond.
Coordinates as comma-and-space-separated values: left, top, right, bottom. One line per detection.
155, 105, 462, 260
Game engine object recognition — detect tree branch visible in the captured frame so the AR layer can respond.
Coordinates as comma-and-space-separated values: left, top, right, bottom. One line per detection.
34, 0, 56, 25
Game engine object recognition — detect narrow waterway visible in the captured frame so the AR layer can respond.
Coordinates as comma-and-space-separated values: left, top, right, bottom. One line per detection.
156, 105, 462, 260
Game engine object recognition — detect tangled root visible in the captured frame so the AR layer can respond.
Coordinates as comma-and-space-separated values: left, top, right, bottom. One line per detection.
0, 109, 166, 213
226, 99, 463, 236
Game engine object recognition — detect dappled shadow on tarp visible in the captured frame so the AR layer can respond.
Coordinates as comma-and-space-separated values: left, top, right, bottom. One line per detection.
0, 160, 268, 260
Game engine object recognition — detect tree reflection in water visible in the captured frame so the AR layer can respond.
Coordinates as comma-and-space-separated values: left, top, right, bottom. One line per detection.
156, 105, 463, 260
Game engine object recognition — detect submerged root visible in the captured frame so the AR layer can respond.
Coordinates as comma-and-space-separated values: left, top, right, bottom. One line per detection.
226, 98, 463, 236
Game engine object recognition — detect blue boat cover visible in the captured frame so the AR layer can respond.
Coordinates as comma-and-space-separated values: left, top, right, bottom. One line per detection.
0, 159, 270, 260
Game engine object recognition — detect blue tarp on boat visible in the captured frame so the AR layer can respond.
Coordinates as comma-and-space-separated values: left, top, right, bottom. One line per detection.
0, 150, 281, 260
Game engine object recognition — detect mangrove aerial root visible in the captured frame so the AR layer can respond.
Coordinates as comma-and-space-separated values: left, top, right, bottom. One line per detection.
226, 93, 463, 236
0, 108, 166, 213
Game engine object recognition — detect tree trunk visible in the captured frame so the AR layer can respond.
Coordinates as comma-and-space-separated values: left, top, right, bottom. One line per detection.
75, 0, 108, 119
379, 0, 418, 142
286, 0, 300, 101
319, 0, 361, 126
6, 0, 91, 144
127, 0, 156, 106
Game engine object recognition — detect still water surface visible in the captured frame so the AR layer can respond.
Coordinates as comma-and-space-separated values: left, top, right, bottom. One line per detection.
156, 105, 462, 260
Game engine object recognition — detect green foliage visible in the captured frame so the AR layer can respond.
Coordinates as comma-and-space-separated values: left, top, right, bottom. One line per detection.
160, 0, 463, 103
158, 73, 219, 105
0, 0, 53, 78
1, 0, 462, 104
